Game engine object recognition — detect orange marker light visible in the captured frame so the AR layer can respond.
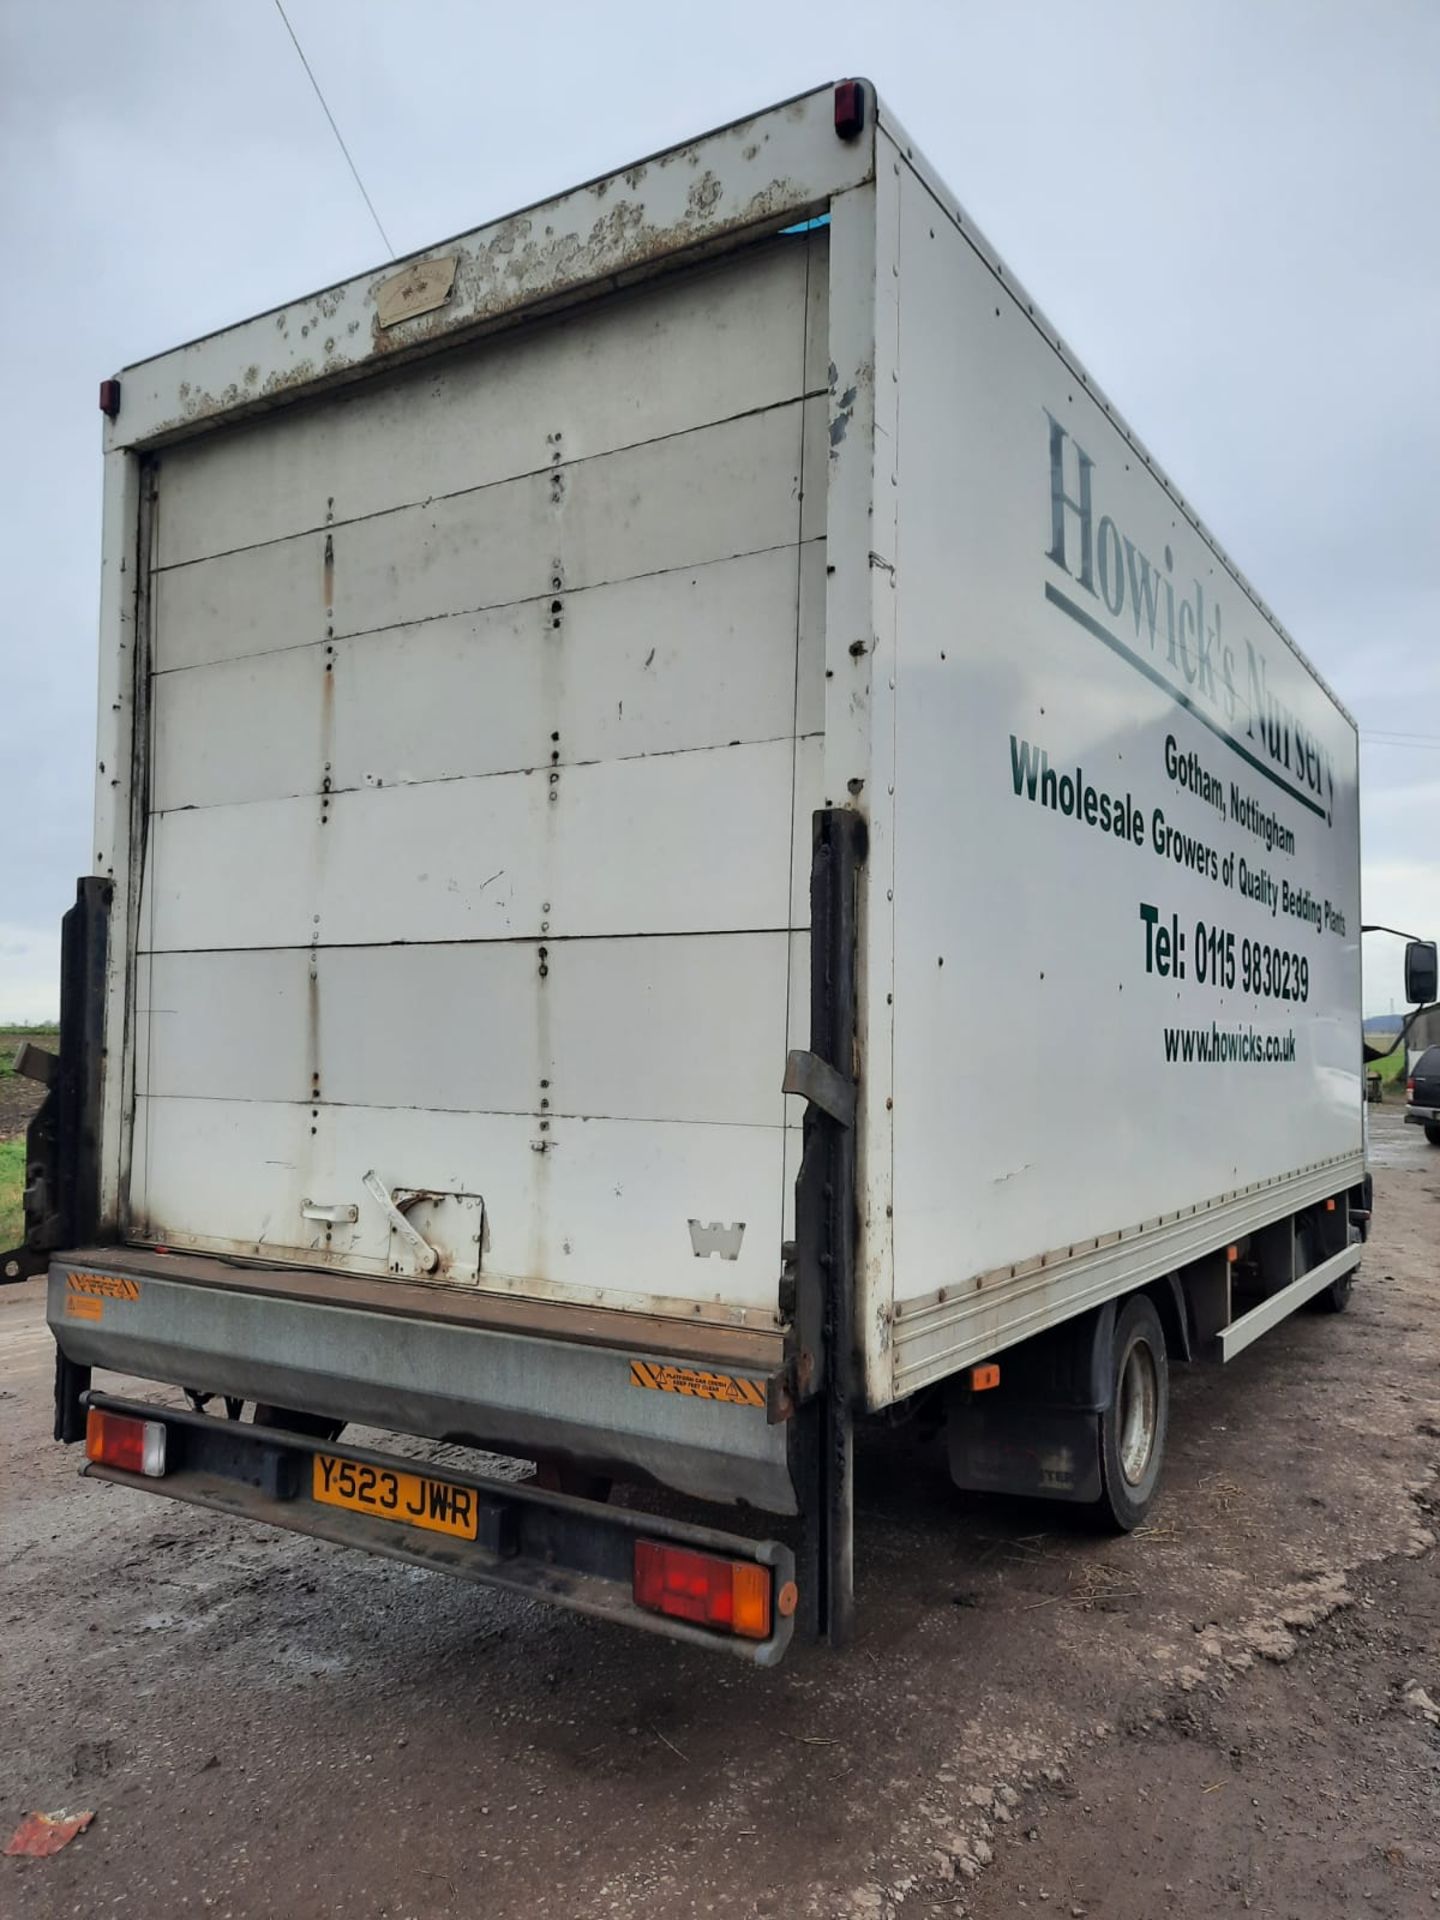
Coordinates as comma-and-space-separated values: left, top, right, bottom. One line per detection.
967, 1363, 1001, 1392
730, 1562, 771, 1640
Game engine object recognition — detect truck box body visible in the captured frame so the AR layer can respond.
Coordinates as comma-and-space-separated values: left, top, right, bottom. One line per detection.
27, 82, 1363, 1653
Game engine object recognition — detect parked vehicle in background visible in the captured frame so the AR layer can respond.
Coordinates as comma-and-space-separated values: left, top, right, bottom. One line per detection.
1405, 1046, 1440, 1144
5, 79, 1436, 1662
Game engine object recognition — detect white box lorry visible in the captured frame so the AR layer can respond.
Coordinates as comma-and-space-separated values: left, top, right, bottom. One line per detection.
9, 80, 1426, 1661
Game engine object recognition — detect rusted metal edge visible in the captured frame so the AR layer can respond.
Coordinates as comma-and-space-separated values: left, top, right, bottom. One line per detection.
55, 1246, 785, 1371
108, 82, 877, 452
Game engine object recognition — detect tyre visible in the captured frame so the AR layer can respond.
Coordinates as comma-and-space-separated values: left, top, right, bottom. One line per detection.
1091, 1294, 1168, 1531
1312, 1267, 1354, 1313
1425, 1124, 1440, 1147
1312, 1223, 1360, 1315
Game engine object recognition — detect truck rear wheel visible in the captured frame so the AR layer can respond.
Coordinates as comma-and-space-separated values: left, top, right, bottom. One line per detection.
1425, 1124, 1440, 1147
1312, 1267, 1354, 1313
1091, 1295, 1168, 1531
1309, 1221, 1361, 1314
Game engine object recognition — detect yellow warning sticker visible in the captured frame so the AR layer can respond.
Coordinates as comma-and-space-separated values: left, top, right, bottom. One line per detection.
64, 1295, 105, 1322
629, 1360, 766, 1408
66, 1272, 140, 1301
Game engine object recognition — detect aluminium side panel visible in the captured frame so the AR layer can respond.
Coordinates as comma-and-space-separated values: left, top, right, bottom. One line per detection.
882, 142, 1362, 1401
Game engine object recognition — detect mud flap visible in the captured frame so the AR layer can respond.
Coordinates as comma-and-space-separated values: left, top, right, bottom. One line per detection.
948, 1404, 1104, 1504
946, 1302, 1115, 1505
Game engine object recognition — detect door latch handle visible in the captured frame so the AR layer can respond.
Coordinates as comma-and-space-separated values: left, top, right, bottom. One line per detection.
301, 1200, 359, 1225
362, 1170, 440, 1274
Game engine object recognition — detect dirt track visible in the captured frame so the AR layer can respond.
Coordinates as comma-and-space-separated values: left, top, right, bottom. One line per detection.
0, 1069, 44, 1141
2, 1105, 1438, 1918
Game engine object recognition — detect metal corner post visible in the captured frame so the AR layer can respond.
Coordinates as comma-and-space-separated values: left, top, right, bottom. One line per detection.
56, 874, 113, 1438
791, 806, 865, 1646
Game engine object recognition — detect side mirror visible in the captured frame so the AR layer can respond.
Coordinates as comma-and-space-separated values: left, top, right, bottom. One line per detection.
1404, 940, 1438, 1006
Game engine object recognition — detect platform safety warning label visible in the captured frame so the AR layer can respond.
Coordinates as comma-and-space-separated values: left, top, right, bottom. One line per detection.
628, 1361, 766, 1407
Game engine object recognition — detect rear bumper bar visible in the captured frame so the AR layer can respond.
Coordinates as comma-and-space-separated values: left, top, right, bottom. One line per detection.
82, 1392, 797, 1664
49, 1252, 795, 1514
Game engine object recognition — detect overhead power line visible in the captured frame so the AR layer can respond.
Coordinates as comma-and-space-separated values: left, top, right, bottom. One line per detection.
273, 0, 396, 259
1361, 731, 1440, 751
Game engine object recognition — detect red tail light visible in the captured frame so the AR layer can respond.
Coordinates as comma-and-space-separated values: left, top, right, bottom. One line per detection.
86, 1408, 168, 1477
633, 1540, 773, 1640
1407, 1078, 1415, 1098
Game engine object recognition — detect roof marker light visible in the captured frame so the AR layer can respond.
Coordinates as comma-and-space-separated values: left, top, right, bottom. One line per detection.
834, 80, 866, 142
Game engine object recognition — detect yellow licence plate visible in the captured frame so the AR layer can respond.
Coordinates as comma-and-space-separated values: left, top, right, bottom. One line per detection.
312, 1454, 479, 1540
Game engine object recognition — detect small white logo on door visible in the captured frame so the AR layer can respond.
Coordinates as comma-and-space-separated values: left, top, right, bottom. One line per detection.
687, 1219, 746, 1261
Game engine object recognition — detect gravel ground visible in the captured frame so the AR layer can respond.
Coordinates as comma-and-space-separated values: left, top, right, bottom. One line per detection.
2, 1104, 1437, 1918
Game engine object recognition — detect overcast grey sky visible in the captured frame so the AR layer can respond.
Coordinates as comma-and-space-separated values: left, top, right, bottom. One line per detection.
1, 0, 1435, 1019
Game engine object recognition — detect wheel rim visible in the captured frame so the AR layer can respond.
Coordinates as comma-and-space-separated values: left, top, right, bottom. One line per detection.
1117, 1338, 1160, 1487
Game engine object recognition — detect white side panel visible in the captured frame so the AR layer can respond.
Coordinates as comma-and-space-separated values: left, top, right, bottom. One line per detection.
329, 401, 820, 638
152, 533, 324, 673
144, 736, 802, 952
332, 541, 830, 791
153, 241, 822, 569
152, 396, 821, 676
142, 935, 793, 1128
132, 1099, 315, 1255
152, 645, 324, 812
150, 541, 828, 816
885, 160, 1361, 1384
140, 949, 316, 1105
142, 800, 321, 954
132, 1099, 787, 1318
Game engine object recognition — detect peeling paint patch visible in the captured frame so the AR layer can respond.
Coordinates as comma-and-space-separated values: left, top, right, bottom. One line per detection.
113, 87, 876, 445
687, 171, 723, 216
830, 385, 859, 448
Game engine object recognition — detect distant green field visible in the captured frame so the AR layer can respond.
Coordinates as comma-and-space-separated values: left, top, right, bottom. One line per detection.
0, 1137, 24, 1247
1364, 1035, 1407, 1086
0, 1026, 59, 1078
